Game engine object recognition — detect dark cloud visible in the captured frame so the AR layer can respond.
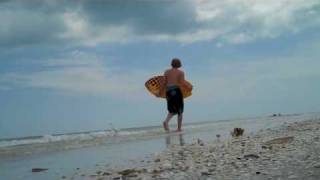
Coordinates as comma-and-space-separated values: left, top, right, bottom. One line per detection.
0, 0, 200, 48
80, 0, 198, 34
0, 1, 68, 47
0, 11, 65, 47
1, 0, 320, 49
0, 0, 202, 47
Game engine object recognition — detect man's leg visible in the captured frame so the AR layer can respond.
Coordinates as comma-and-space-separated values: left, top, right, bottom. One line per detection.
163, 113, 174, 132
177, 113, 183, 131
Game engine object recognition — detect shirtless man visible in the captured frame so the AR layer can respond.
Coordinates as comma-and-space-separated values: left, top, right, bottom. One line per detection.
162, 58, 190, 132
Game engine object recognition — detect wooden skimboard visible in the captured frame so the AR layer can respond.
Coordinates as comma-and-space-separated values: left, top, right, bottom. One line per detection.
145, 76, 192, 98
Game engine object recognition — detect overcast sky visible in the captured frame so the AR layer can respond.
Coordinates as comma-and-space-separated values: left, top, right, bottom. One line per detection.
1, 0, 320, 138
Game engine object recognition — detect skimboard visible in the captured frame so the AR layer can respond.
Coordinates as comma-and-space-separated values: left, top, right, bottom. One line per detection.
145, 76, 192, 98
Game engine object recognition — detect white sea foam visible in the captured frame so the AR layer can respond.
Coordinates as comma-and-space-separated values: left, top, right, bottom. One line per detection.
0, 124, 197, 148
0, 131, 117, 148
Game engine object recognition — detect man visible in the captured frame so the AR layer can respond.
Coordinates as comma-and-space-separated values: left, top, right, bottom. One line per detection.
161, 58, 190, 132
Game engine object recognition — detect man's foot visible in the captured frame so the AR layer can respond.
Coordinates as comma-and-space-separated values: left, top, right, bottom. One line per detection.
163, 122, 169, 132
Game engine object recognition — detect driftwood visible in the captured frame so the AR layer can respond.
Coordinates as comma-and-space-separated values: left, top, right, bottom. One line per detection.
263, 136, 294, 145
32, 168, 48, 172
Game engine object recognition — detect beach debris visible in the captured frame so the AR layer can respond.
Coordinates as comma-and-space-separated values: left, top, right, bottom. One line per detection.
263, 136, 294, 145
313, 163, 320, 168
177, 150, 185, 157
154, 158, 160, 162
112, 176, 122, 180
201, 168, 211, 176
61, 176, 66, 179
231, 128, 245, 137
162, 161, 172, 169
31, 168, 48, 172
216, 134, 221, 138
209, 147, 215, 153
118, 168, 141, 176
288, 175, 298, 179
244, 154, 260, 159
271, 113, 282, 117
197, 138, 204, 146
152, 168, 161, 174
102, 171, 112, 176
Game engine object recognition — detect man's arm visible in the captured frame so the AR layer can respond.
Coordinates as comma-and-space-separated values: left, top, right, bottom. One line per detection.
164, 70, 168, 86
156, 71, 167, 97
180, 71, 193, 90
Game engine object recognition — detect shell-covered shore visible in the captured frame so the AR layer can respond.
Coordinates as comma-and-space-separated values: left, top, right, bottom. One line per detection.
86, 119, 320, 180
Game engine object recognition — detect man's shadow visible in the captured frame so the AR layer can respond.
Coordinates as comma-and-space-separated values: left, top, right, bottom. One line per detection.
165, 133, 185, 147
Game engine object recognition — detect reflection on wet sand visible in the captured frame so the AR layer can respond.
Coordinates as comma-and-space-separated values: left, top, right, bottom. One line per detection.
165, 133, 185, 147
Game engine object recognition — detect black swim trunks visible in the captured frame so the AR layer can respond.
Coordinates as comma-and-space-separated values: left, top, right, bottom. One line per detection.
166, 86, 184, 115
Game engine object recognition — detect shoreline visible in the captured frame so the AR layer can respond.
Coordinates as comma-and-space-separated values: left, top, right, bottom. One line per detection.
83, 118, 320, 180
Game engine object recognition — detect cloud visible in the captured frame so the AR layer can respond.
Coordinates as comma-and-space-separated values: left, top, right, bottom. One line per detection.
197, 0, 320, 44
79, 0, 198, 35
0, 51, 150, 98
192, 46, 320, 103
0, 1, 67, 47
1, 39, 320, 108
1, 0, 319, 48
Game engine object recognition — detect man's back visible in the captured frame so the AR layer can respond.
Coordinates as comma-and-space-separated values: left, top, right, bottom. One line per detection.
164, 68, 184, 86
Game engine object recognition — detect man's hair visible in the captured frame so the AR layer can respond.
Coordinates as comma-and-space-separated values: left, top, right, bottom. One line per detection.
171, 58, 182, 68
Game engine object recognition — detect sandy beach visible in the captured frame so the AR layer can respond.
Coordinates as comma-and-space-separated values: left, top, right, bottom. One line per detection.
84, 118, 320, 180
1, 114, 319, 180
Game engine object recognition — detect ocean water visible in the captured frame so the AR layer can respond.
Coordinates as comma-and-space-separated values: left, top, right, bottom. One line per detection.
0, 112, 319, 180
